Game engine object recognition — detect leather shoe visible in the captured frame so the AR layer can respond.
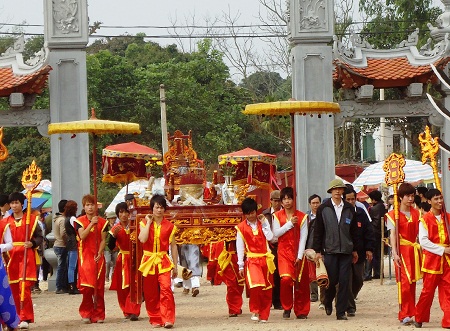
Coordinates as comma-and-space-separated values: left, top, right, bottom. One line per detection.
296, 315, 307, 319
414, 321, 422, 328
347, 310, 355, 317
337, 315, 348, 320
273, 305, 283, 310
325, 307, 332, 316
283, 310, 291, 319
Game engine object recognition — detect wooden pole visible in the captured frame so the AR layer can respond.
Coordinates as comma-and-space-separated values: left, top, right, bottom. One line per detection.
160, 84, 169, 156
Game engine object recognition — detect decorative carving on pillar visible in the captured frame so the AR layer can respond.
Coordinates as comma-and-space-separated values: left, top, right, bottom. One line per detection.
288, 0, 334, 43
44, 0, 88, 48
299, 0, 327, 30
52, 0, 79, 34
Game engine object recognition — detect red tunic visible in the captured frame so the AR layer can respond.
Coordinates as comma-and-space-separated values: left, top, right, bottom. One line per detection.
6, 214, 38, 283
420, 211, 450, 274
386, 208, 422, 283
75, 215, 108, 288
138, 218, 176, 276
109, 224, 132, 290
236, 221, 273, 289
273, 209, 307, 278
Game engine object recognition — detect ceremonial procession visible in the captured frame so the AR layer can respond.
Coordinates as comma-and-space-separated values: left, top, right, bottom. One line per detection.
4, 0, 450, 330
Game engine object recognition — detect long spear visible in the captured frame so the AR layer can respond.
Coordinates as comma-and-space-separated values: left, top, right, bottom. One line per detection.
20, 161, 42, 312
419, 126, 450, 236
383, 153, 405, 312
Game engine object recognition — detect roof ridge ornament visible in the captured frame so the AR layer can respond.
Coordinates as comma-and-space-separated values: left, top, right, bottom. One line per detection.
396, 28, 420, 48
1, 35, 25, 56
429, 0, 450, 42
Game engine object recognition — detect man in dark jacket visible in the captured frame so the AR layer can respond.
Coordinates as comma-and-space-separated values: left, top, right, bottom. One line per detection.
313, 179, 359, 320
262, 190, 282, 310
344, 188, 374, 317
366, 190, 387, 280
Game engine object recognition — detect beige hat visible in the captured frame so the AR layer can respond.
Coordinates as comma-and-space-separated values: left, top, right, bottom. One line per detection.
270, 190, 281, 200
327, 178, 346, 193
106, 211, 116, 219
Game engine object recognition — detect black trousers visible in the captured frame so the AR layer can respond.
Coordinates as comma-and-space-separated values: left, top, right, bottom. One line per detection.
270, 243, 281, 308
348, 261, 365, 312
323, 253, 352, 317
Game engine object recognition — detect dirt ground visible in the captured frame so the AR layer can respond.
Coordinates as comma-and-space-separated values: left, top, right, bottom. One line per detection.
30, 261, 442, 331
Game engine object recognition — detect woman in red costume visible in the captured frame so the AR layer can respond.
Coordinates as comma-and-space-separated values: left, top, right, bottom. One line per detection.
138, 195, 178, 329
386, 183, 421, 325
108, 202, 141, 321
75, 194, 108, 324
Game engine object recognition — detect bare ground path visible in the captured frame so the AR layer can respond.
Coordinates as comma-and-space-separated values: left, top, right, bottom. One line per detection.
30, 264, 440, 331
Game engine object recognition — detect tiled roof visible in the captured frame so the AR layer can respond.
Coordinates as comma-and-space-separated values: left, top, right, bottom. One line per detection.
0, 65, 51, 97
333, 57, 449, 89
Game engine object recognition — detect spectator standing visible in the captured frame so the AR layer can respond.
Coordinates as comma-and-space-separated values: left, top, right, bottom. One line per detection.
53, 199, 68, 294
104, 211, 118, 283
64, 200, 80, 295
262, 190, 282, 310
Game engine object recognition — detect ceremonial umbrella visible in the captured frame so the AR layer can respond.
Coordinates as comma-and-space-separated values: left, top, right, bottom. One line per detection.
48, 109, 141, 202
242, 100, 340, 195
352, 159, 435, 190
102, 142, 161, 184
218, 147, 277, 188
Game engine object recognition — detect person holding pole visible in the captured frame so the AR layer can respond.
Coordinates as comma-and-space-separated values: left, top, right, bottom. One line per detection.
75, 194, 108, 324
272, 187, 309, 319
386, 183, 421, 325
414, 189, 450, 328
108, 202, 141, 321
4, 192, 43, 330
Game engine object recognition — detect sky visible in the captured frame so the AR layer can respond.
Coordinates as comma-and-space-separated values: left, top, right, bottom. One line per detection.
0, 0, 265, 41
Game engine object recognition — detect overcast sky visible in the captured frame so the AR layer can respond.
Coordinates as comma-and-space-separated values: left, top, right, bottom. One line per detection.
0, 0, 265, 41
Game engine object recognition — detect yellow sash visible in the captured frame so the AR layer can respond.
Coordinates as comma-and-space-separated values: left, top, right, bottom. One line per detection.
246, 251, 276, 274
399, 237, 422, 282
138, 250, 169, 277
217, 249, 235, 276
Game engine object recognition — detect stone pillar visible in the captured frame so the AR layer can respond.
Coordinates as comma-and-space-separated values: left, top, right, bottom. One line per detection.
44, 0, 90, 290
288, 0, 336, 211
441, 65, 450, 207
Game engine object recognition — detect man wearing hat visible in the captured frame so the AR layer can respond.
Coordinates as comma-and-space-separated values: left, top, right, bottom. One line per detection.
104, 211, 118, 283
262, 190, 282, 310
313, 179, 359, 321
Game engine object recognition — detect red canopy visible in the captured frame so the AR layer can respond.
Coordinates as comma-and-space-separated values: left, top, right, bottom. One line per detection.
102, 142, 161, 183
218, 147, 277, 188
218, 147, 277, 164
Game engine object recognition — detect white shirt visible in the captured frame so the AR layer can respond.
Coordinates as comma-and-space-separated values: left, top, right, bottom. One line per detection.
418, 214, 446, 256
0, 226, 12, 253
332, 199, 344, 222
236, 219, 273, 270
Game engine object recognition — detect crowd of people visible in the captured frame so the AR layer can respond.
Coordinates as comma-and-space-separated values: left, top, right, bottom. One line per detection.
0, 178, 448, 330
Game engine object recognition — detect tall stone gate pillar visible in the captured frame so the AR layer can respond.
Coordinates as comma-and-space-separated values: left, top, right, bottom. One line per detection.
44, 0, 90, 208
288, 0, 336, 210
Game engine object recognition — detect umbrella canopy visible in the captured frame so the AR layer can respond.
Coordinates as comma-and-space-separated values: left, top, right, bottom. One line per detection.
23, 197, 48, 211
105, 179, 149, 213
242, 101, 340, 116
218, 147, 277, 187
102, 142, 161, 183
47, 109, 141, 203
352, 159, 435, 189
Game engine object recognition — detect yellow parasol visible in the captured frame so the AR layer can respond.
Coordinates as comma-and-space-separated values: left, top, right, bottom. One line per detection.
242, 100, 340, 116
242, 99, 340, 201
47, 108, 141, 203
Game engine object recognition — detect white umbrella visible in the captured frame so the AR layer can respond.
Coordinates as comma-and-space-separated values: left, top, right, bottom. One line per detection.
352, 159, 435, 190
